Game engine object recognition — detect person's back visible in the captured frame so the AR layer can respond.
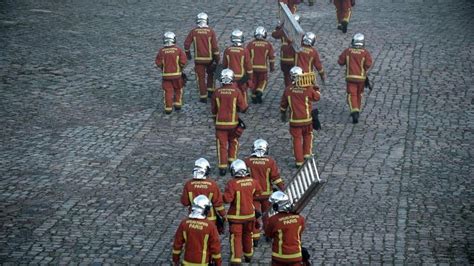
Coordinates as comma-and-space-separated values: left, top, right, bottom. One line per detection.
265, 191, 306, 264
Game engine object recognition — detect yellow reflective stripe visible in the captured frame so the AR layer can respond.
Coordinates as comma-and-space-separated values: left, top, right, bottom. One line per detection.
236, 191, 241, 216
232, 98, 236, 124
274, 178, 283, 184
346, 75, 366, 80
182, 260, 208, 266
288, 96, 293, 120
208, 193, 215, 218
244, 251, 253, 257
272, 251, 302, 259
253, 232, 261, 238
226, 213, 255, 220
215, 205, 225, 211
226, 54, 230, 68
308, 58, 313, 72
278, 229, 283, 254
216, 121, 239, 126
294, 54, 299, 66
188, 192, 193, 204
216, 139, 221, 167
251, 49, 255, 65
172, 249, 181, 255
202, 234, 209, 264
230, 233, 238, 262
361, 57, 366, 77
305, 97, 310, 119
346, 55, 350, 77
212, 253, 221, 259
215, 98, 238, 125
265, 168, 271, 194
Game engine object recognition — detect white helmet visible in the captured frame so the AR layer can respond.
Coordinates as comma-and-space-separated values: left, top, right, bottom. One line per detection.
302, 32, 316, 46
163, 31, 176, 47
189, 195, 212, 219
231, 29, 244, 46
351, 33, 365, 48
230, 159, 249, 177
290, 66, 303, 83
220, 68, 234, 84
193, 158, 210, 180
269, 191, 292, 212
196, 12, 209, 27
254, 26, 267, 40
294, 13, 301, 24
252, 139, 269, 157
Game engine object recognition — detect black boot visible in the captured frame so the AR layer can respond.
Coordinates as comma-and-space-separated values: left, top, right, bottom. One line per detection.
351, 112, 359, 124
199, 98, 207, 103
256, 91, 263, 103
337, 24, 343, 31
207, 91, 213, 98
253, 239, 259, 247
219, 168, 226, 176
341, 21, 348, 33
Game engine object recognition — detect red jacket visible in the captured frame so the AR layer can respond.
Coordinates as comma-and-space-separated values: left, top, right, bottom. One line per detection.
246, 39, 275, 72
338, 47, 373, 82
172, 217, 222, 265
272, 26, 295, 65
184, 27, 220, 64
181, 178, 226, 220
280, 85, 320, 127
155, 45, 187, 80
265, 212, 305, 263
295, 45, 324, 74
244, 156, 284, 198
223, 176, 262, 222
223, 46, 253, 81
211, 84, 248, 130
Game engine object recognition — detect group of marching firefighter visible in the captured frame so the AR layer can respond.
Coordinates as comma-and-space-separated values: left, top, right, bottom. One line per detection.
173, 146, 309, 265
155, 0, 372, 264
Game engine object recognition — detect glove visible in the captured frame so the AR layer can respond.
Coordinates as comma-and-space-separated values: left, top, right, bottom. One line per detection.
319, 72, 326, 85
186, 52, 192, 61
255, 211, 262, 219
181, 73, 188, 85
280, 111, 288, 123
365, 76, 373, 91
216, 215, 226, 235
312, 108, 321, 131
351, 0, 355, 7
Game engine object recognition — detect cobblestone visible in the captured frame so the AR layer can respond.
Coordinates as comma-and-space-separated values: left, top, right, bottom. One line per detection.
1, 0, 473, 264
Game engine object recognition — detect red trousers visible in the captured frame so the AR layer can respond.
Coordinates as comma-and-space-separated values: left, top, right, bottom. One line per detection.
229, 221, 254, 264
334, 0, 352, 23
251, 71, 268, 96
289, 124, 313, 166
215, 128, 239, 169
253, 198, 271, 240
346, 81, 364, 113
195, 63, 215, 99
281, 62, 294, 88
162, 78, 183, 112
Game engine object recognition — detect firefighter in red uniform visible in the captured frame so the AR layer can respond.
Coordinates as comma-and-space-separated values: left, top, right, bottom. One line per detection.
155, 31, 187, 114
244, 139, 285, 247
280, 66, 321, 168
272, 14, 300, 88
211, 69, 248, 176
247, 26, 275, 104
295, 31, 326, 84
223, 29, 253, 106
184, 12, 220, 103
338, 33, 373, 124
331, 0, 355, 33
181, 158, 226, 233
223, 160, 262, 265
172, 195, 222, 266
265, 191, 309, 265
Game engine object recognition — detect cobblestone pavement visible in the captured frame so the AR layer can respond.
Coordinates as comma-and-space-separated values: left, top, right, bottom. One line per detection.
1, 0, 473, 264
